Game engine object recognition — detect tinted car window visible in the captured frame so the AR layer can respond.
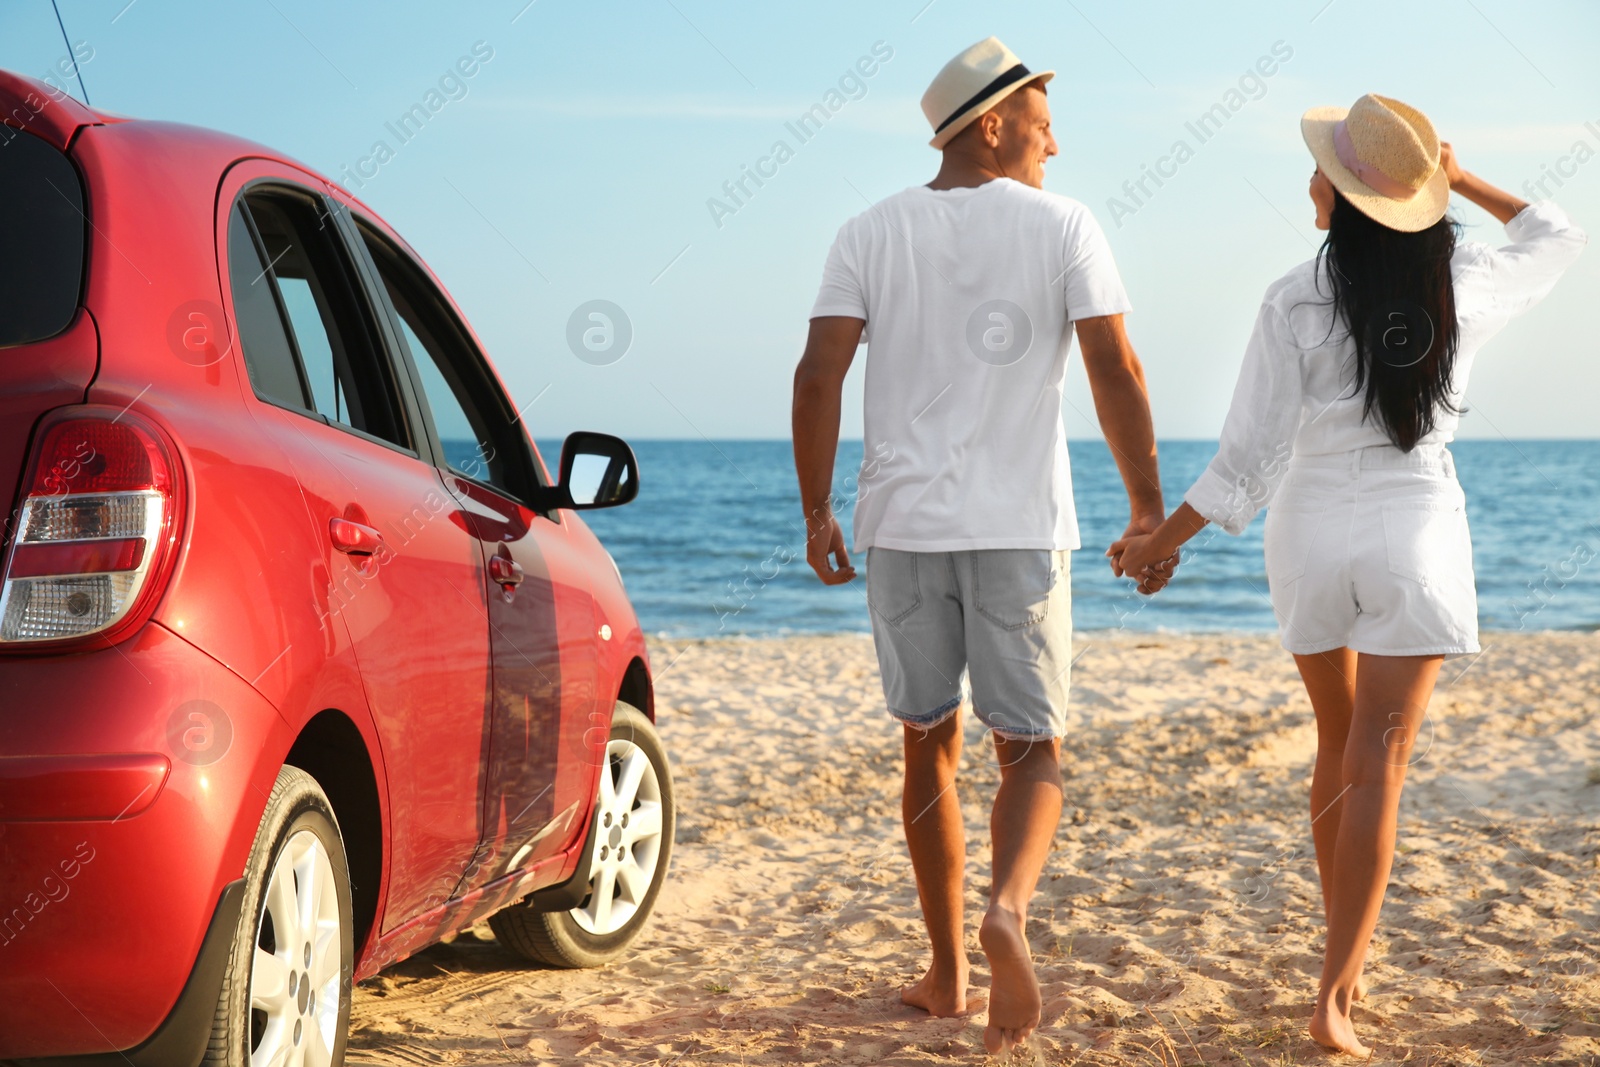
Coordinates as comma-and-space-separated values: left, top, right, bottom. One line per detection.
228, 188, 411, 450
394, 314, 490, 468
357, 223, 541, 501
0, 130, 86, 348
227, 203, 306, 408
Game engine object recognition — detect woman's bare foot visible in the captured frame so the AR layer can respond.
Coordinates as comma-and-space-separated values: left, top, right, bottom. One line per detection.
901, 962, 970, 1017
1352, 949, 1372, 1001
1309, 995, 1371, 1057
979, 908, 1042, 1055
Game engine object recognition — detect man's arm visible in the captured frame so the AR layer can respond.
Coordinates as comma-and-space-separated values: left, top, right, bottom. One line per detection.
1075, 313, 1171, 579
792, 315, 865, 584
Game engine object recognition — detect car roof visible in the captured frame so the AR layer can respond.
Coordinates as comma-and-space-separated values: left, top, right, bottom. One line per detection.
0, 67, 320, 183
0, 69, 102, 149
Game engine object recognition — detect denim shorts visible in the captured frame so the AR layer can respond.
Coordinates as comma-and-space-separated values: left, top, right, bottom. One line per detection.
864, 547, 1072, 741
1264, 445, 1479, 657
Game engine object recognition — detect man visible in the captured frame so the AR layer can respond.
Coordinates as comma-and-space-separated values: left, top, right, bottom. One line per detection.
791, 37, 1174, 1054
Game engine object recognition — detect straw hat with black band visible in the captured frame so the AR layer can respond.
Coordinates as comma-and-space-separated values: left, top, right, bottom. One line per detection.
921, 37, 1054, 150
1301, 93, 1450, 232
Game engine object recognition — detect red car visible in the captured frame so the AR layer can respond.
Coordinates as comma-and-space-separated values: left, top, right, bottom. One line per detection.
0, 70, 674, 1067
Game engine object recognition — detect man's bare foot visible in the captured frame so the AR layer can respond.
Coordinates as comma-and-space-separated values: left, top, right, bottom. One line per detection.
1309, 996, 1371, 1057
901, 963, 970, 1017
979, 908, 1042, 1055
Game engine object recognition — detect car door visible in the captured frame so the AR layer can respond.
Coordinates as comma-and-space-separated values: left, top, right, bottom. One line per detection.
348, 218, 605, 894
222, 177, 494, 930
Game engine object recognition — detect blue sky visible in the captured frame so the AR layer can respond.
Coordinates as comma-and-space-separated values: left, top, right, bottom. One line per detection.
4, 0, 1597, 440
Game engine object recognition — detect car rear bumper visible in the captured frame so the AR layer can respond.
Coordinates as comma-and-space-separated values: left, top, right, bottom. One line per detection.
7, 879, 244, 1067
0, 623, 290, 1059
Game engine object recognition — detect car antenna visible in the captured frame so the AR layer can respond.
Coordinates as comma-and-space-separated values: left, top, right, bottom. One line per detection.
49, 0, 90, 106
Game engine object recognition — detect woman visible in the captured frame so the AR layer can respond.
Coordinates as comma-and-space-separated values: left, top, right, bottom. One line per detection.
1110, 93, 1585, 1056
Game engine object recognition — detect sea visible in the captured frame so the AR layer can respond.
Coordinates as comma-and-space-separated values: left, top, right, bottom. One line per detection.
537, 439, 1600, 638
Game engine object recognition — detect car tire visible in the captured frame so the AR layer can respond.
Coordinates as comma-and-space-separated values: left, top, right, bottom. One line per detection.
207, 765, 354, 1066
489, 701, 674, 969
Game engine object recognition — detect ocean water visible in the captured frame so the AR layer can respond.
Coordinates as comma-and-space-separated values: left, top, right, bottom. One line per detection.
540, 439, 1600, 638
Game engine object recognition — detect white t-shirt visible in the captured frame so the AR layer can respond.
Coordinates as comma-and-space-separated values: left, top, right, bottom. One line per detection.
811, 178, 1131, 553
1185, 200, 1587, 535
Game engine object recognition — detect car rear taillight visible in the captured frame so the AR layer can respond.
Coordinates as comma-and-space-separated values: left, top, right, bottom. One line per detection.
0, 411, 181, 645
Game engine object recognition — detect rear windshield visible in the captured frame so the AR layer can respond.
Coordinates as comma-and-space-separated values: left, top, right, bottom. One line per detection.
0, 128, 86, 348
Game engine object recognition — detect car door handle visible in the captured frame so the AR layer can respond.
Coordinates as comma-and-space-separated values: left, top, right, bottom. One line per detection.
329, 517, 387, 557
489, 556, 524, 587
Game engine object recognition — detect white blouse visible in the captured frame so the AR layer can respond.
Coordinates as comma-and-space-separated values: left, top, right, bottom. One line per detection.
1186, 201, 1587, 535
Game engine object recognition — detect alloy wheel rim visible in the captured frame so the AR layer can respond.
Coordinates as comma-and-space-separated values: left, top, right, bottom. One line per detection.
248, 828, 343, 1066
571, 738, 665, 935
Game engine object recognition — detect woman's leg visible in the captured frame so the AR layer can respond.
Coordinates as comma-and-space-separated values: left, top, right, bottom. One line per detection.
1293, 648, 1358, 929
1309, 652, 1443, 1056
1293, 648, 1374, 1000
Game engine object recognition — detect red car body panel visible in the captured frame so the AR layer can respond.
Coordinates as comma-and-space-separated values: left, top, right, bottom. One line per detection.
0, 71, 651, 1059
255, 398, 497, 932
0, 623, 296, 1057
0, 314, 99, 543
0, 753, 170, 821
0, 71, 99, 150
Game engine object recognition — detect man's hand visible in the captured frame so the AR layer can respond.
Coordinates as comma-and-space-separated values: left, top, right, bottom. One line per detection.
805, 511, 856, 585
793, 315, 865, 587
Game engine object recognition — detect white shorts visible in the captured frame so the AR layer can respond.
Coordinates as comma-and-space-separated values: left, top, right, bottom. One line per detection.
1263, 445, 1479, 658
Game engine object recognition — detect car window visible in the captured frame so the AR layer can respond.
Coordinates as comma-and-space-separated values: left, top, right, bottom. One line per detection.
227, 203, 306, 409
227, 188, 411, 450
0, 130, 86, 349
275, 275, 344, 421
355, 222, 541, 502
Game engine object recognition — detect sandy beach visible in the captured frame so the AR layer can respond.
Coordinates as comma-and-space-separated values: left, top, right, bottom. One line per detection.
348, 631, 1600, 1065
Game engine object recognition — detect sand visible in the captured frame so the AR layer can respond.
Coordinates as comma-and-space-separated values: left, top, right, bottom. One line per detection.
349, 631, 1600, 1065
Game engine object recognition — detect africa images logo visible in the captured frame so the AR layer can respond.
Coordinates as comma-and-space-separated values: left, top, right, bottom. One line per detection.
965, 300, 1034, 367
166, 699, 234, 767
1106, 40, 1294, 228
166, 300, 232, 367
706, 41, 895, 229
566, 300, 634, 366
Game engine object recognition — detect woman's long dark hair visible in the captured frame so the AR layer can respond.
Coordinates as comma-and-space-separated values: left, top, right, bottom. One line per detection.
1317, 189, 1461, 451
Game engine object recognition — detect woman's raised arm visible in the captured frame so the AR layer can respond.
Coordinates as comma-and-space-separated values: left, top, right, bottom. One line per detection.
1443, 142, 1587, 318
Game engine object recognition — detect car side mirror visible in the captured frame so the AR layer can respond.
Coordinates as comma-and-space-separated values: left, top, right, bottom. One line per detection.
553, 431, 638, 510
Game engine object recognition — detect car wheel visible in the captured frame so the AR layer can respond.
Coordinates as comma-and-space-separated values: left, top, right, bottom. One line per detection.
490, 701, 674, 969
208, 765, 354, 1066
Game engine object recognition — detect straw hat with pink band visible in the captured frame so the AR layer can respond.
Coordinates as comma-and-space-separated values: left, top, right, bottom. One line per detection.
1301, 93, 1451, 232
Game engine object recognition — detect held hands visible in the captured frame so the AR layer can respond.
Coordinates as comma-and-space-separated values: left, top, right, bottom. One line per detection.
805, 511, 856, 585
1106, 515, 1179, 596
